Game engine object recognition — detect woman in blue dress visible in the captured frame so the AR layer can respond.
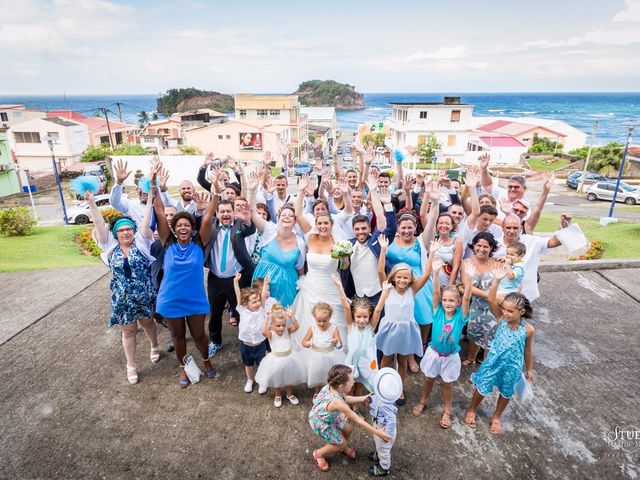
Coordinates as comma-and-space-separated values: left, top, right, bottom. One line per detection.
153, 167, 218, 388
89, 171, 158, 386
466, 263, 535, 434
246, 172, 306, 307
384, 185, 440, 372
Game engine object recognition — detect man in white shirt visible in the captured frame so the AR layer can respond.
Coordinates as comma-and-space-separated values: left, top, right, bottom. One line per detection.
167, 180, 197, 214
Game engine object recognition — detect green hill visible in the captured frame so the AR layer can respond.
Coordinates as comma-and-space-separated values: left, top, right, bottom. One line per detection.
156, 88, 234, 115
292, 80, 365, 110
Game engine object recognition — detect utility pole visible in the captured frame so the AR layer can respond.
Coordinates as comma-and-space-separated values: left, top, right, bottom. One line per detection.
100, 107, 115, 149
608, 122, 635, 218
44, 136, 68, 225
577, 121, 599, 193
115, 102, 124, 123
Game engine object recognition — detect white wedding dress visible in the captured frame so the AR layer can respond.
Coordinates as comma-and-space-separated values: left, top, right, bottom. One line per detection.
292, 252, 347, 351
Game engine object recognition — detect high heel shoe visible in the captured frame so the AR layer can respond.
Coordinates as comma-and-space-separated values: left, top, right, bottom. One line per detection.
126, 365, 138, 385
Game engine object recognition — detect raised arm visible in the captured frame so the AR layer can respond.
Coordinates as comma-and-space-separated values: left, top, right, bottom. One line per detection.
421, 181, 440, 249
487, 262, 509, 319
450, 238, 463, 284
153, 183, 170, 245
233, 272, 243, 306
285, 307, 300, 334
246, 171, 268, 233
366, 174, 386, 232
372, 281, 392, 327
464, 167, 481, 228
479, 153, 493, 194
525, 171, 553, 234
110, 159, 132, 215
403, 174, 415, 212
295, 175, 312, 234
332, 273, 353, 327
197, 153, 214, 191
377, 234, 389, 285
198, 187, 218, 246
414, 237, 443, 293
430, 254, 442, 312
85, 191, 109, 246
338, 175, 353, 215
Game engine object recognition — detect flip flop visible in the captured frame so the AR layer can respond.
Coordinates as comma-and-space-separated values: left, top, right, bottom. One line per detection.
490, 417, 502, 434
440, 411, 452, 429
409, 364, 420, 374
312, 450, 330, 472
464, 412, 477, 429
462, 359, 477, 367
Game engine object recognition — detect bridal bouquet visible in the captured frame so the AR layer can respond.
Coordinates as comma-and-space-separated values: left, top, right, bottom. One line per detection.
331, 240, 353, 270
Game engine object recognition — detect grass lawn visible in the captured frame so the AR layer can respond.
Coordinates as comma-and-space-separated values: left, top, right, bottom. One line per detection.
536, 213, 640, 259
527, 157, 573, 171
0, 226, 100, 272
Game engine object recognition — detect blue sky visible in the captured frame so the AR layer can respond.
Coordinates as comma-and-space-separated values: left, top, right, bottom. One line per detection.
2, 0, 639, 94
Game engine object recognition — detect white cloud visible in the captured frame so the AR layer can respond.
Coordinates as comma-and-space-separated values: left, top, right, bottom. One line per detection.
612, 0, 640, 21
402, 45, 466, 61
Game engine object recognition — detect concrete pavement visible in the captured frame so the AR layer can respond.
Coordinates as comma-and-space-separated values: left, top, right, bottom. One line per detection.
0, 266, 639, 479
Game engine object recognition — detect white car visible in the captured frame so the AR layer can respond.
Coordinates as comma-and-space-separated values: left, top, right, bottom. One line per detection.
68, 194, 112, 224
342, 156, 354, 163
586, 182, 640, 205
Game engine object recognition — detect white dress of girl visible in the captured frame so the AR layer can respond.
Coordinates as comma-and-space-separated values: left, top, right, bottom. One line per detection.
255, 329, 306, 389
303, 323, 347, 388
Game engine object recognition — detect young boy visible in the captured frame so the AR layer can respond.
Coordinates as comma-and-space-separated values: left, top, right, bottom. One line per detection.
497, 241, 527, 301
368, 368, 402, 476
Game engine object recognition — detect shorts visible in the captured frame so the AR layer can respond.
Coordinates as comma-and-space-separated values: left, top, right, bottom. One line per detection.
240, 340, 267, 367
419, 346, 461, 383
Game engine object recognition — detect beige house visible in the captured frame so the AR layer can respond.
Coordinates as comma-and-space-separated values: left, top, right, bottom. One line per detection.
183, 120, 290, 164
476, 120, 567, 150
234, 94, 308, 160
9, 117, 90, 171
0, 104, 47, 129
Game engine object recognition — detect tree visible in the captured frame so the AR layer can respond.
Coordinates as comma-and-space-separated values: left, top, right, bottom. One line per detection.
138, 111, 149, 127
80, 144, 112, 162
416, 133, 441, 163
151, 112, 159, 121
361, 133, 386, 147
568, 146, 590, 159
529, 135, 563, 154
589, 142, 625, 176
178, 145, 201, 155
112, 144, 149, 155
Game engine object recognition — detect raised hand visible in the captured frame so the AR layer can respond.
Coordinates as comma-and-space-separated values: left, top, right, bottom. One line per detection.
237, 202, 251, 223
114, 159, 131, 185
298, 174, 311, 193
464, 167, 479, 188
381, 280, 393, 292
543, 171, 555, 192
560, 213, 572, 229
365, 173, 377, 191
478, 153, 490, 171
463, 260, 476, 284
338, 174, 349, 193
378, 234, 389, 250
204, 152, 214, 167
493, 262, 509, 280
284, 307, 294, 319
158, 165, 170, 192
429, 237, 443, 254
323, 180, 336, 195
264, 176, 277, 194
245, 170, 260, 192
149, 157, 162, 182
263, 151, 272, 165
499, 197, 513, 215
404, 174, 416, 193
425, 180, 440, 201
84, 190, 95, 203
194, 191, 210, 212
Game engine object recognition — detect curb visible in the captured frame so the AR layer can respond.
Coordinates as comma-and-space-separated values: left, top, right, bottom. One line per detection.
539, 258, 640, 272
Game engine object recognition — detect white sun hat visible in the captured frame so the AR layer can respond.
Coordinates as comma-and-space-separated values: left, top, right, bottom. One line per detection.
373, 368, 403, 404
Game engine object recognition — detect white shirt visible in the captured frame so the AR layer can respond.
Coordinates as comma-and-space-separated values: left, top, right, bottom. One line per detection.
210, 225, 242, 278
351, 241, 381, 297
457, 219, 504, 259
237, 305, 266, 345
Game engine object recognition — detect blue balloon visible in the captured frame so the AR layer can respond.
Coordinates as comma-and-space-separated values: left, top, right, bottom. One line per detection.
394, 149, 405, 163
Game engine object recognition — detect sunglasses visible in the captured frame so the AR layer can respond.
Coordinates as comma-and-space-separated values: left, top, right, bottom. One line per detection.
507, 185, 522, 190
513, 208, 528, 215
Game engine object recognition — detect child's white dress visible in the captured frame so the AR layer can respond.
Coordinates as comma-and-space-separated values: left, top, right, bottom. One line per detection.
255, 329, 306, 389
303, 324, 347, 388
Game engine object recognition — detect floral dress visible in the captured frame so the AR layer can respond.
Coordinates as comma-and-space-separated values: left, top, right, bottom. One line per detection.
108, 242, 156, 327
471, 320, 528, 399
308, 385, 347, 445
466, 270, 497, 350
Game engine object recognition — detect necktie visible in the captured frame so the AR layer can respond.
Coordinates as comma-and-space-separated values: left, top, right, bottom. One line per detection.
220, 225, 230, 273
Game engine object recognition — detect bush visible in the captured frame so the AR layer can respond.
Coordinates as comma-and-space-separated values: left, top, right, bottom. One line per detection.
101, 208, 123, 226
81, 144, 112, 163
75, 227, 102, 257
112, 144, 149, 155
178, 145, 201, 155
0, 207, 37, 236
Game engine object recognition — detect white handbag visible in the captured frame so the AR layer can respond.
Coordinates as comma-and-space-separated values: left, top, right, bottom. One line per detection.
183, 354, 202, 384
514, 373, 533, 403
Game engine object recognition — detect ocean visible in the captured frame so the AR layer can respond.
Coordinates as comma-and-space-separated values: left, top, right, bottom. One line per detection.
1, 92, 638, 146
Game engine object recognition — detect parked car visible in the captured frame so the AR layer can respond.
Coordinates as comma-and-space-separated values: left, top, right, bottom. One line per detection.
376, 146, 386, 154
566, 171, 609, 189
68, 194, 112, 224
585, 182, 640, 205
294, 162, 312, 176
342, 156, 353, 163
344, 146, 351, 154
336, 147, 343, 155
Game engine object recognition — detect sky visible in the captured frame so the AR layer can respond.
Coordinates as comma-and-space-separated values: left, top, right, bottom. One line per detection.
1, 0, 640, 94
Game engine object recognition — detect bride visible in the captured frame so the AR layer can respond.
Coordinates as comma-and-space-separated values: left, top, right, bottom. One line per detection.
291, 175, 348, 348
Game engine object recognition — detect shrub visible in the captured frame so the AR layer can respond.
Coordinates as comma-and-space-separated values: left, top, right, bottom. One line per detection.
178, 145, 201, 155
75, 227, 102, 257
81, 144, 112, 163
0, 207, 37, 236
112, 144, 149, 155
101, 208, 123, 226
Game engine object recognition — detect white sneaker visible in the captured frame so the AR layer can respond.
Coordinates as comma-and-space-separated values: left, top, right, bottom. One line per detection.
258, 384, 268, 395
244, 379, 254, 393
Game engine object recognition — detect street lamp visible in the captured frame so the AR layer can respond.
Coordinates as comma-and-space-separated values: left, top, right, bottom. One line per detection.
43, 135, 69, 225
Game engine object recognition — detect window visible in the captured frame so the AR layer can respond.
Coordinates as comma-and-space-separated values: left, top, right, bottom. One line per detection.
269, 110, 280, 117
239, 109, 247, 118
13, 131, 41, 143
46, 132, 60, 141
257, 109, 268, 119
0, 112, 7, 121
450, 110, 461, 122
225, 135, 231, 140
218, 135, 223, 139
447, 134, 456, 146
417, 135, 427, 145
99, 136, 109, 144
419, 111, 428, 119
12, 111, 22, 118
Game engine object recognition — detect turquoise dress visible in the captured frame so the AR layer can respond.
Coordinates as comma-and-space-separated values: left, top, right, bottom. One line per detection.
471, 320, 528, 399
252, 240, 300, 307
308, 385, 347, 445
386, 239, 433, 325
345, 324, 377, 392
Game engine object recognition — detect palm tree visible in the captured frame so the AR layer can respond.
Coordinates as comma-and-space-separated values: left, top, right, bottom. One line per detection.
151, 112, 159, 121
138, 111, 149, 128
590, 142, 624, 176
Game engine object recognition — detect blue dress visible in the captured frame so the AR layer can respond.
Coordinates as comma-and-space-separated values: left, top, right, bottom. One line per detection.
471, 320, 528, 399
108, 242, 156, 327
386, 239, 434, 325
252, 240, 300, 307
156, 239, 209, 318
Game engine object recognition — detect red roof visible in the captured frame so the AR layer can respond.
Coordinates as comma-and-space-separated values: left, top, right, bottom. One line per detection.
47, 110, 135, 133
477, 120, 512, 132
479, 136, 525, 148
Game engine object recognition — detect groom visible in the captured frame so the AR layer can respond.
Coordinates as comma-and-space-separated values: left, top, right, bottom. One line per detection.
340, 185, 397, 307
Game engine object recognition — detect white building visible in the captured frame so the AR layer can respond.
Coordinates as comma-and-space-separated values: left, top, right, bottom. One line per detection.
9, 117, 90, 171
0, 104, 47, 129
386, 97, 473, 163
301, 107, 337, 144
465, 135, 527, 166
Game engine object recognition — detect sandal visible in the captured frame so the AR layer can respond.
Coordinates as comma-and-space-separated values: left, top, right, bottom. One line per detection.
462, 358, 476, 367
150, 347, 160, 363
464, 411, 477, 429
229, 317, 238, 327
411, 401, 427, 417
439, 411, 452, 429
203, 358, 216, 379
178, 365, 189, 389
126, 365, 138, 385
409, 363, 420, 374
341, 446, 356, 459
490, 417, 502, 434
312, 450, 330, 472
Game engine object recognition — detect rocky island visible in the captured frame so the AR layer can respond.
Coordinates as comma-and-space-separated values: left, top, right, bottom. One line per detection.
156, 88, 234, 115
292, 80, 365, 110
